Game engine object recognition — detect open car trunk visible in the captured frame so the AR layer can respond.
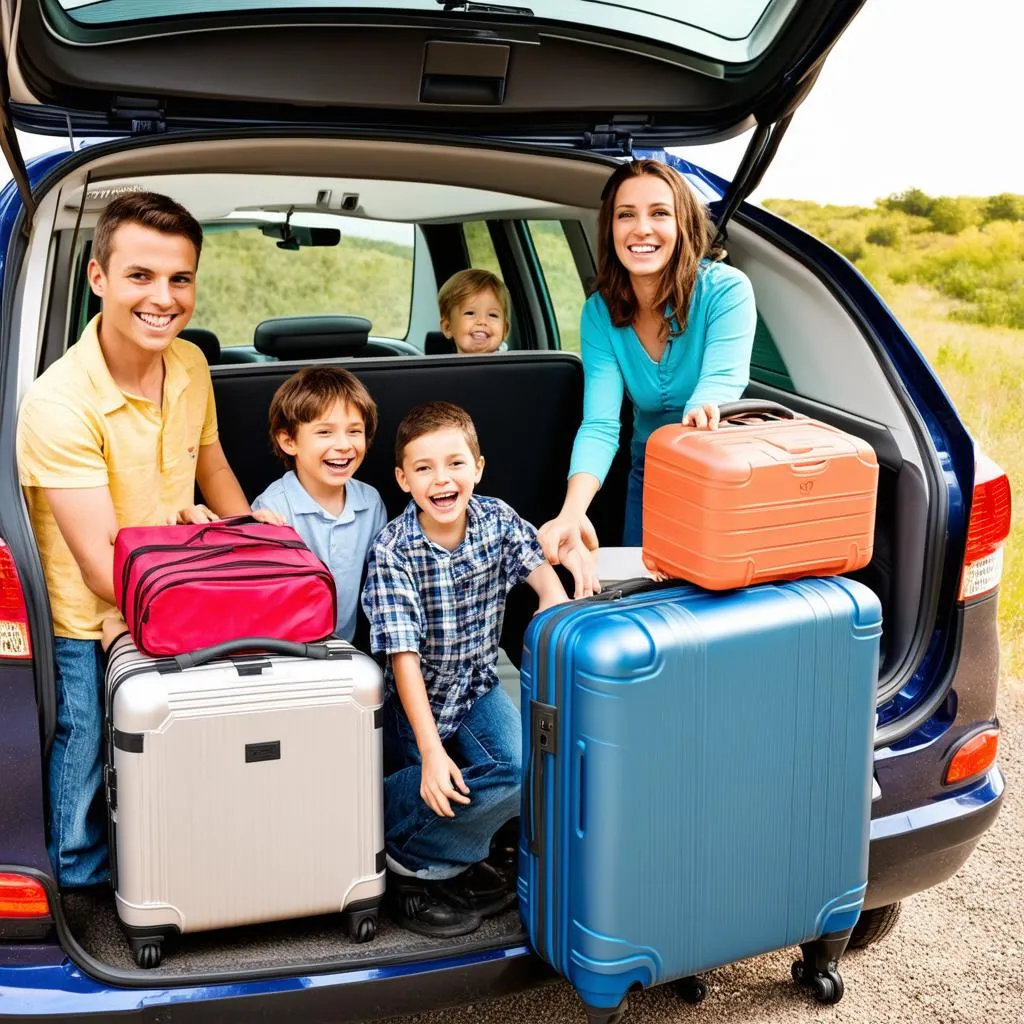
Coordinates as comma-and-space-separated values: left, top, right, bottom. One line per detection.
3, 133, 944, 982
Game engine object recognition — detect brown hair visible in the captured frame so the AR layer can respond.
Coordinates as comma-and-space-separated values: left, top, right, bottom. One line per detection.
93, 191, 204, 271
394, 401, 481, 466
268, 367, 379, 470
438, 269, 511, 331
595, 159, 723, 342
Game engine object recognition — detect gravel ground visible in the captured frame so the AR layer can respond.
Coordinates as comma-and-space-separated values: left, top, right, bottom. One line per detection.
381, 682, 1023, 1024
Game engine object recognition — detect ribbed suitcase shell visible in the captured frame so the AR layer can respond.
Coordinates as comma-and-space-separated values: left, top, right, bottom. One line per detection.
642, 411, 878, 590
104, 636, 385, 956
520, 577, 881, 1014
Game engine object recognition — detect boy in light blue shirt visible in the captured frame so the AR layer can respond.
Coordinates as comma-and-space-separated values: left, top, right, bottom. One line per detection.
252, 367, 386, 641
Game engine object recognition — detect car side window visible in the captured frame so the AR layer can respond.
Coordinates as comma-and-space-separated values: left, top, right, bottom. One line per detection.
463, 221, 503, 277
525, 221, 586, 352
750, 312, 796, 393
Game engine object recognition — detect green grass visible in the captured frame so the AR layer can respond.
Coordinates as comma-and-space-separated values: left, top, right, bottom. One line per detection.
764, 196, 1024, 678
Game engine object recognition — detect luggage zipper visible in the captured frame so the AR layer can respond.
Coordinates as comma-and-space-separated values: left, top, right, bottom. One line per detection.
134, 561, 334, 631
120, 534, 305, 599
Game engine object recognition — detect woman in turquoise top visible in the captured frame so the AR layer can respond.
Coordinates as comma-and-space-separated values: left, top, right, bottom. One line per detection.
538, 159, 757, 595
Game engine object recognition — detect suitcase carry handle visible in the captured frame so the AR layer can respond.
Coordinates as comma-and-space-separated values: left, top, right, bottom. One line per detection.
718, 399, 796, 424
173, 638, 332, 669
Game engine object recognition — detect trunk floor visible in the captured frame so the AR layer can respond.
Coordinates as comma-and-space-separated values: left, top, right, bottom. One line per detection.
61, 890, 525, 977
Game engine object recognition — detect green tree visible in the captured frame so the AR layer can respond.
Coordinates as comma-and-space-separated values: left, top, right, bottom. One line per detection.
882, 188, 935, 218
928, 197, 977, 235
866, 221, 904, 247
983, 193, 1024, 223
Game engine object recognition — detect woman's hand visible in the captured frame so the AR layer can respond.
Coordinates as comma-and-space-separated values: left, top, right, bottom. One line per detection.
420, 746, 471, 818
682, 402, 721, 430
537, 513, 601, 599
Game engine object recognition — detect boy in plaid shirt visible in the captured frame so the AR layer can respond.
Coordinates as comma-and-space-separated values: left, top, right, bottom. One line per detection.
362, 402, 568, 937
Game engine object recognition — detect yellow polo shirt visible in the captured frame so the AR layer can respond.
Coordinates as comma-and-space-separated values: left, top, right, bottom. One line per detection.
16, 315, 218, 639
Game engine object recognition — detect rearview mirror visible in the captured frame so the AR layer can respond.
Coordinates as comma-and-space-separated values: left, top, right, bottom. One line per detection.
259, 223, 341, 248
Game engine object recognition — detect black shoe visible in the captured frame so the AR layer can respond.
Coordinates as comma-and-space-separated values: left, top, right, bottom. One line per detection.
436, 861, 517, 919
486, 819, 519, 890
386, 872, 482, 938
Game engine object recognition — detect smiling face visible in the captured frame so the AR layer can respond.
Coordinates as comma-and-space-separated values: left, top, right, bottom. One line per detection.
610, 173, 680, 284
441, 287, 508, 355
396, 426, 484, 533
277, 399, 367, 503
87, 221, 198, 356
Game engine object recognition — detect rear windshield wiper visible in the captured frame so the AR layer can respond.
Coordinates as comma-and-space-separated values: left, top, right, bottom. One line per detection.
437, 1, 534, 14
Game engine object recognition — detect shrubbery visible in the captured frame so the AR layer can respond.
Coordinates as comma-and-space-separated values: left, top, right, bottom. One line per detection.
762, 192, 1024, 332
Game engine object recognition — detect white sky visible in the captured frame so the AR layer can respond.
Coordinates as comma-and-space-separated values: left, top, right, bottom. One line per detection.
4, 0, 1020, 207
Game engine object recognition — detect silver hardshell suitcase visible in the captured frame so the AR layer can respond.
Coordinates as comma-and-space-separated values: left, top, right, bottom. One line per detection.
104, 635, 385, 968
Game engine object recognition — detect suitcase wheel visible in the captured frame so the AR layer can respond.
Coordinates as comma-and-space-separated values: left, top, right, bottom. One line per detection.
344, 909, 378, 944
130, 939, 163, 969
584, 995, 629, 1024
675, 976, 708, 1005
791, 960, 844, 1005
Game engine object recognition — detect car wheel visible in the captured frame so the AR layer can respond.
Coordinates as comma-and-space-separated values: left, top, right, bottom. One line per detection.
849, 901, 902, 949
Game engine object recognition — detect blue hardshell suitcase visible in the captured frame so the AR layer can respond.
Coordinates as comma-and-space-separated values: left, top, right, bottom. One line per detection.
520, 577, 881, 1022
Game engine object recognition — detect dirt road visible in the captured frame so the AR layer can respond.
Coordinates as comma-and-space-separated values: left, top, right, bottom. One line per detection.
382, 683, 1022, 1024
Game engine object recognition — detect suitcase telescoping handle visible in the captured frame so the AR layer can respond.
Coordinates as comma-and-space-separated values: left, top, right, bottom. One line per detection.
717, 399, 796, 425
173, 638, 333, 670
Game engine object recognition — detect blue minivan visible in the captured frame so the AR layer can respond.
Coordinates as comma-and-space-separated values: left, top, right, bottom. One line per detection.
0, 1, 1010, 1020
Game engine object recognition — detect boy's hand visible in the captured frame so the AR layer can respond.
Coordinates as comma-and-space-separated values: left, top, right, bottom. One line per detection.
420, 746, 471, 818
175, 503, 220, 525
250, 507, 287, 526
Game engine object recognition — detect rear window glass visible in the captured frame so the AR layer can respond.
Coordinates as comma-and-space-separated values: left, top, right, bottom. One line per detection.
52, 1, 795, 62
193, 217, 413, 348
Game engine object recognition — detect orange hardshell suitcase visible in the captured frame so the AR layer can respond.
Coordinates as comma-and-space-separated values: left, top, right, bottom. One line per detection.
642, 401, 878, 590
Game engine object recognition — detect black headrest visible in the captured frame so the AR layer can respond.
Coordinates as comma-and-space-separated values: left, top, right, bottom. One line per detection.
424, 331, 457, 356
253, 316, 373, 360
178, 327, 220, 365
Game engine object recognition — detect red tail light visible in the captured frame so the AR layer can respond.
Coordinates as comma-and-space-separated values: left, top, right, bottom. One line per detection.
0, 538, 32, 658
959, 452, 1012, 601
0, 873, 49, 918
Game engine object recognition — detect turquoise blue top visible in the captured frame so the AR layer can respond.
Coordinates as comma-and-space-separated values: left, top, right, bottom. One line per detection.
568, 260, 757, 484
252, 471, 387, 641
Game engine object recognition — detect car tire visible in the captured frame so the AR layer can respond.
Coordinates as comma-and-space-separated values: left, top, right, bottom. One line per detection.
848, 901, 902, 949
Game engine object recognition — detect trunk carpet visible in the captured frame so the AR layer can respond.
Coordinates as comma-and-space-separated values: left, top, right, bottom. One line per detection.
61, 890, 525, 977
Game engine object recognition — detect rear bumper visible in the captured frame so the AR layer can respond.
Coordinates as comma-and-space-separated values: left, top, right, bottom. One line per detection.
0, 943, 554, 1022
864, 765, 1004, 910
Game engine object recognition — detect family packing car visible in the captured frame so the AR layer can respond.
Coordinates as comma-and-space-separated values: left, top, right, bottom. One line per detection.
0, 1, 1010, 1021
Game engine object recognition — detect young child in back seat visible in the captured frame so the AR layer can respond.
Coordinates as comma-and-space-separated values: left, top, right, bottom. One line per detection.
437, 269, 511, 354
252, 367, 387, 642
361, 401, 569, 937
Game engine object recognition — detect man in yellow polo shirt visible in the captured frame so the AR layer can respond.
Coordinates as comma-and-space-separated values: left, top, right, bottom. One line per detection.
17, 192, 279, 889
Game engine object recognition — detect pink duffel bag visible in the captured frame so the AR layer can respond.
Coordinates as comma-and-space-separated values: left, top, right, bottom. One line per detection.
113, 517, 336, 657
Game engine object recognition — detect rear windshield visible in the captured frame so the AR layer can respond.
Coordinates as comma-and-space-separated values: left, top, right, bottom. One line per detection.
193, 217, 413, 348
51, 0, 796, 63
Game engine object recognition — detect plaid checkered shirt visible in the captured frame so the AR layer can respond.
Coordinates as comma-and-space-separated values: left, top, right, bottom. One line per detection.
361, 494, 546, 738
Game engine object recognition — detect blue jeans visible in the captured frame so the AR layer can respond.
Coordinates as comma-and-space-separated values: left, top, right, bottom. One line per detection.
623, 439, 646, 547
382, 685, 522, 880
48, 638, 109, 888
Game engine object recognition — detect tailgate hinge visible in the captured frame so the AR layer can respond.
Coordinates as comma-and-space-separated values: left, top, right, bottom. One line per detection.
111, 96, 167, 136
